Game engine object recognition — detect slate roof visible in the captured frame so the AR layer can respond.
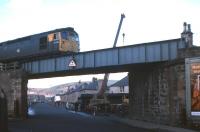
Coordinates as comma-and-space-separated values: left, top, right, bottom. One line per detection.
109, 76, 128, 87
66, 81, 98, 94
78, 81, 98, 91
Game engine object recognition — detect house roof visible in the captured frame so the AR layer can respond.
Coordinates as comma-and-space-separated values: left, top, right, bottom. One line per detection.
79, 94, 94, 98
109, 76, 128, 87
66, 81, 98, 94
79, 81, 98, 91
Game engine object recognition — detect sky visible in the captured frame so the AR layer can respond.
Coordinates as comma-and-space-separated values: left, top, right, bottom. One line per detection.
0, 0, 200, 88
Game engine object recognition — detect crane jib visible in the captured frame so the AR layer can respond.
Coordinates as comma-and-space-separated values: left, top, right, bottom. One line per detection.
113, 13, 125, 48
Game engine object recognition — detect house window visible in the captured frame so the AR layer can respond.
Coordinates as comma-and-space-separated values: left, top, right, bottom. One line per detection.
39, 36, 47, 49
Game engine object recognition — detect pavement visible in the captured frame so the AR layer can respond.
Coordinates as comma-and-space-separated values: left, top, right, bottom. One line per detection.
100, 115, 199, 132
72, 111, 199, 132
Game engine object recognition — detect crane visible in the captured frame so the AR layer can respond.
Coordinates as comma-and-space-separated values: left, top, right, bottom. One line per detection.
113, 13, 125, 48
90, 14, 125, 108
98, 13, 125, 97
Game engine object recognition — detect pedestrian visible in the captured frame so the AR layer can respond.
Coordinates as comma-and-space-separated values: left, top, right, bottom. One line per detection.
93, 106, 97, 116
65, 102, 69, 110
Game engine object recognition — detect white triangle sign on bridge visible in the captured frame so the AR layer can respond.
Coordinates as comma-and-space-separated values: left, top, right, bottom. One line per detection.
68, 59, 76, 67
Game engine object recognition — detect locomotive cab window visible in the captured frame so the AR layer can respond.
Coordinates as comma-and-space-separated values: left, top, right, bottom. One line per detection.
39, 36, 47, 49
53, 34, 56, 40
53, 33, 59, 40
61, 31, 68, 40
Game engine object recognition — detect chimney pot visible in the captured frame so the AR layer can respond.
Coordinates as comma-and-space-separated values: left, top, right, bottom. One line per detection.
183, 22, 187, 32
188, 24, 191, 32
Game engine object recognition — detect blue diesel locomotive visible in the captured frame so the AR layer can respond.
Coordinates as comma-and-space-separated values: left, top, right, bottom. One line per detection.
0, 27, 80, 62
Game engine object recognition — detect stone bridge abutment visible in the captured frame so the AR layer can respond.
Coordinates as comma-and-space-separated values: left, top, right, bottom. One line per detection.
0, 69, 28, 119
128, 60, 187, 126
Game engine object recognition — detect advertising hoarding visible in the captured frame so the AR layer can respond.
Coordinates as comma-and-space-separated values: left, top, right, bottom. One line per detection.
186, 58, 200, 118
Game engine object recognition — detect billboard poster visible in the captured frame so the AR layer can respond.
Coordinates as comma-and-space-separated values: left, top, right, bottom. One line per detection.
190, 63, 200, 115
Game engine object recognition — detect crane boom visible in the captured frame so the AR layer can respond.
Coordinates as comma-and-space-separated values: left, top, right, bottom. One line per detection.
97, 73, 109, 97
90, 14, 125, 107
113, 14, 125, 48
98, 14, 125, 97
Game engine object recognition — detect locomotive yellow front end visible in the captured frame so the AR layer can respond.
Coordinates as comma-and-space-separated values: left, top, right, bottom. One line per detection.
47, 28, 80, 53
60, 39, 79, 52
59, 29, 80, 52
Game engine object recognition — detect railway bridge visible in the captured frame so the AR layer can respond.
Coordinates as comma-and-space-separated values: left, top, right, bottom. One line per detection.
1, 24, 200, 127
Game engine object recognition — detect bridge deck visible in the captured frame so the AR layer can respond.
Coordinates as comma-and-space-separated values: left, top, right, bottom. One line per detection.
22, 38, 185, 77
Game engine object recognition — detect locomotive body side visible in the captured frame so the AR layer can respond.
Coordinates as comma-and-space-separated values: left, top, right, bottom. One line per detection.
0, 27, 80, 62
0, 36, 33, 61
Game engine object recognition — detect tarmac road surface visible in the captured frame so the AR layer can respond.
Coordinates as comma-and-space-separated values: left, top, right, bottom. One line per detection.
8, 103, 152, 132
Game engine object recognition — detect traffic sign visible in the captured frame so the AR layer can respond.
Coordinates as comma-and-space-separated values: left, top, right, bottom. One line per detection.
68, 59, 76, 67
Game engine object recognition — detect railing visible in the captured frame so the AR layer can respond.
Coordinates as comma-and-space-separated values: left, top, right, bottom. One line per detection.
0, 62, 20, 71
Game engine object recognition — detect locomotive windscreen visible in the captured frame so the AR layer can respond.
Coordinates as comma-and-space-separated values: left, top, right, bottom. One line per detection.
61, 31, 68, 39
61, 31, 79, 42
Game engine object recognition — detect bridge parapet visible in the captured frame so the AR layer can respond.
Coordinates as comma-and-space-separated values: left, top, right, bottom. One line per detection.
178, 46, 200, 59
21, 38, 186, 77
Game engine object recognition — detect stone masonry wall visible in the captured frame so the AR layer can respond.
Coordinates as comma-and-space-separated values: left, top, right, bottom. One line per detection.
129, 61, 186, 126
0, 69, 28, 119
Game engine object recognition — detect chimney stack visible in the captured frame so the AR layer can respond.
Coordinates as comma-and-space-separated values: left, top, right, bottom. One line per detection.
181, 22, 193, 48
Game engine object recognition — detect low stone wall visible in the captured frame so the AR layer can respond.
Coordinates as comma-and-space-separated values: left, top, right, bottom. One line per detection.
0, 69, 28, 119
129, 61, 186, 126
